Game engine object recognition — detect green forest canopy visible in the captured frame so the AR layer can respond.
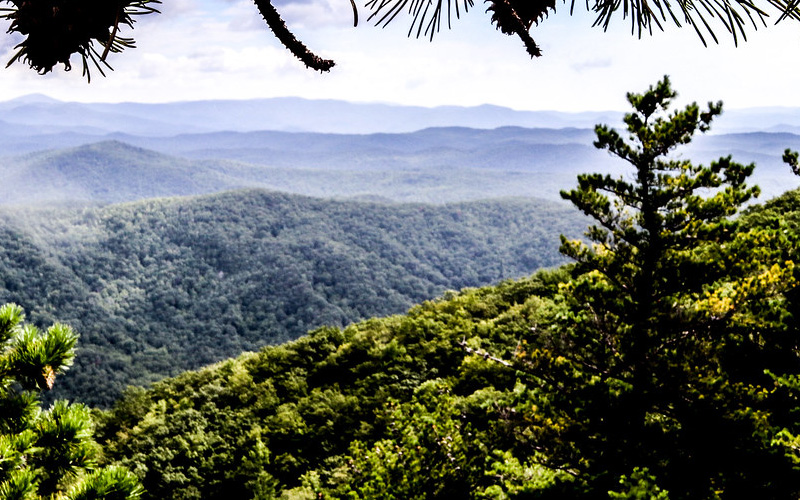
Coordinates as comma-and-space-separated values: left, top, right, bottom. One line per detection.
0, 191, 585, 406
92, 78, 800, 499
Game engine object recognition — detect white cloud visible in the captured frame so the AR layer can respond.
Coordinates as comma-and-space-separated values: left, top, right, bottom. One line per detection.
0, 31, 22, 59
219, 0, 354, 32
1, 1, 800, 112
276, 0, 355, 29
571, 57, 613, 72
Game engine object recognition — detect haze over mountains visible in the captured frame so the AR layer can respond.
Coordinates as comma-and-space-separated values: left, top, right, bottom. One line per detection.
1, 93, 799, 405
2, 95, 799, 204
0, 94, 623, 136
4, 94, 800, 136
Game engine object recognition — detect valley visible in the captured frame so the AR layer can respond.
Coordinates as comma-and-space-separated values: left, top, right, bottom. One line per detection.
0, 190, 586, 405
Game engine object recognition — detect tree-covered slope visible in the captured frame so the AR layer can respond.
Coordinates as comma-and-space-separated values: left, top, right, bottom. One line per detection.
95, 269, 570, 499
0, 129, 620, 205
0, 189, 584, 405
95, 179, 800, 498
0, 141, 256, 205
94, 80, 800, 500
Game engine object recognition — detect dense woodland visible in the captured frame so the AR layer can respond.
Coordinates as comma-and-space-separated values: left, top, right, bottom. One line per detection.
0, 191, 584, 405
5, 79, 800, 499
95, 270, 572, 499
94, 183, 800, 499
92, 79, 800, 499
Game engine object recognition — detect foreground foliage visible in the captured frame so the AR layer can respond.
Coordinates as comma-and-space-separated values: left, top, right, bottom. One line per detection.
97, 79, 800, 498
4, 0, 800, 76
521, 76, 799, 496
0, 303, 142, 499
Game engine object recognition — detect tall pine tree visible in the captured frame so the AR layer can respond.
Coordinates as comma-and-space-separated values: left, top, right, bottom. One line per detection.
513, 77, 800, 498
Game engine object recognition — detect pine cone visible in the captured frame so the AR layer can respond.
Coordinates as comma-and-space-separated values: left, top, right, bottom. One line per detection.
487, 0, 556, 34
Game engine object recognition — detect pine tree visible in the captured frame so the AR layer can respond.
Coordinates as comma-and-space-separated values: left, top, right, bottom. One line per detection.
0, 303, 143, 499
513, 77, 800, 498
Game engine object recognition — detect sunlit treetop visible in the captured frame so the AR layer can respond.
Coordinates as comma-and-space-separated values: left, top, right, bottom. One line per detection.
2, 0, 800, 80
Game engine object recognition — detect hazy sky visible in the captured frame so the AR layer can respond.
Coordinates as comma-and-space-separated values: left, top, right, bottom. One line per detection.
2, 0, 799, 111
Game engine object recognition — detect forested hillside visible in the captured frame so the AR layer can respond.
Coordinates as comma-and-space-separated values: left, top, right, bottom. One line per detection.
0, 190, 584, 405
96, 188, 800, 499
0, 141, 245, 204
96, 270, 569, 499
93, 79, 800, 499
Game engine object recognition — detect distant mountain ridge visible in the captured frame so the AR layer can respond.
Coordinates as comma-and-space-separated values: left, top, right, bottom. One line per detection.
3, 94, 800, 138
2, 126, 799, 205
0, 95, 624, 136
1, 141, 248, 205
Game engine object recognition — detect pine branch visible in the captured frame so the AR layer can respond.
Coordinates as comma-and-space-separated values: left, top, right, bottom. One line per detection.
457, 339, 513, 367
486, 0, 544, 57
253, 0, 335, 72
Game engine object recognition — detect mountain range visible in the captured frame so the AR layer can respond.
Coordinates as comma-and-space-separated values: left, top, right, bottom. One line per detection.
3, 93, 800, 404
4, 94, 800, 137
2, 126, 799, 205
0, 94, 623, 136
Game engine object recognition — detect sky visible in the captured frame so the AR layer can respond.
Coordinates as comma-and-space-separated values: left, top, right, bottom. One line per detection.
1, 0, 800, 112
